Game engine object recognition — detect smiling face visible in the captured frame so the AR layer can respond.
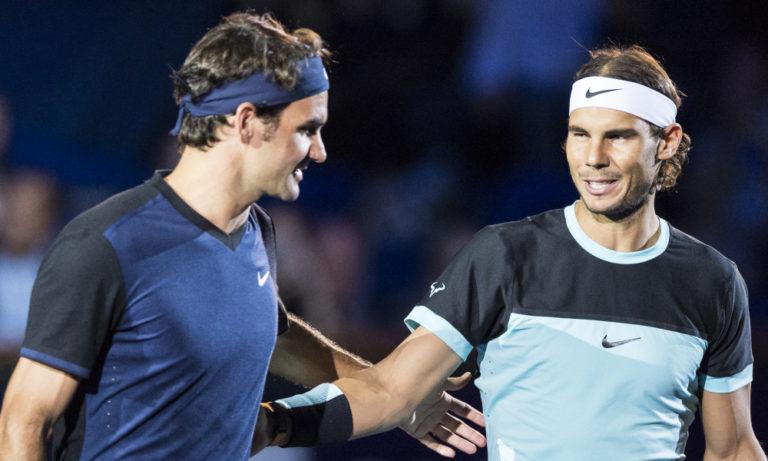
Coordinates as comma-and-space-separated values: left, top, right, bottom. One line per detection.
246, 92, 328, 201
565, 107, 668, 221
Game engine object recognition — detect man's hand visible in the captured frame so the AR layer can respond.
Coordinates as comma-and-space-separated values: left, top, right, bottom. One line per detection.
399, 372, 486, 458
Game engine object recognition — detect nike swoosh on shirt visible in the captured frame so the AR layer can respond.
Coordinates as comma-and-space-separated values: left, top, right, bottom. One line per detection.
601, 334, 641, 348
258, 271, 270, 287
585, 87, 621, 98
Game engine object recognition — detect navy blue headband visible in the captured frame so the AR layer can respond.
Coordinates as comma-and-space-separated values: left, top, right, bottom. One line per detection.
170, 55, 329, 136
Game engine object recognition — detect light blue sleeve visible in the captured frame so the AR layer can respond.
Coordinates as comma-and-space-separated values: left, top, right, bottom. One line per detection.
698, 363, 753, 393
404, 305, 474, 361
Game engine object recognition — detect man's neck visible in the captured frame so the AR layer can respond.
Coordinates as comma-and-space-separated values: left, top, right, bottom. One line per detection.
164, 144, 256, 234
574, 198, 661, 252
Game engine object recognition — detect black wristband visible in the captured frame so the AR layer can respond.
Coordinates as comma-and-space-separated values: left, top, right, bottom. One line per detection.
274, 383, 353, 447
261, 402, 292, 447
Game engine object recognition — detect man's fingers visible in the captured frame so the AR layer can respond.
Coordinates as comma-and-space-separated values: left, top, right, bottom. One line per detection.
401, 388, 486, 452
448, 395, 486, 427
418, 436, 456, 458
409, 397, 449, 438
429, 425, 479, 455
441, 413, 487, 447
444, 371, 473, 391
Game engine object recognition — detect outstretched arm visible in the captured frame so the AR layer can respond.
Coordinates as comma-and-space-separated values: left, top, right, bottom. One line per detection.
0, 358, 79, 460
336, 327, 471, 439
257, 326, 485, 458
701, 384, 766, 460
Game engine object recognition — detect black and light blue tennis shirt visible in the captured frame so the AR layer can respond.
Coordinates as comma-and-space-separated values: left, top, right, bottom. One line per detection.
21, 172, 287, 460
406, 204, 753, 461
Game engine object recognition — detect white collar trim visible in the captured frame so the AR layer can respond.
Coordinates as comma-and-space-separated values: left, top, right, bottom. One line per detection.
564, 202, 669, 264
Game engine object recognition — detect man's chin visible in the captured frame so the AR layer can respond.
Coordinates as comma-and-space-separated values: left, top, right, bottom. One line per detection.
580, 193, 616, 212
581, 194, 646, 222
263, 186, 299, 202
280, 187, 300, 202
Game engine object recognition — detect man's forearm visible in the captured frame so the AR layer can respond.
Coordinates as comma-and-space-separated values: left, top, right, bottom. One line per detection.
0, 417, 48, 461
269, 311, 371, 387
260, 368, 410, 447
334, 366, 421, 439
268, 328, 457, 440
256, 328, 484, 459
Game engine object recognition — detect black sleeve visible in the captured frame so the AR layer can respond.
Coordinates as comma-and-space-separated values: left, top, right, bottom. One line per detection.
252, 204, 289, 335
700, 264, 753, 379
21, 230, 124, 379
416, 226, 510, 346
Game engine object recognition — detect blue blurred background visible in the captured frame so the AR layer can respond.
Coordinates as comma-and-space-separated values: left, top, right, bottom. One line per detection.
0, 1, 765, 459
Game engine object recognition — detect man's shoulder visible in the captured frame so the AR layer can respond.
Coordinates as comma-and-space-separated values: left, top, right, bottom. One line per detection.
31, 182, 161, 290
456, 208, 568, 264
666, 224, 738, 278
62, 179, 161, 238
483, 207, 567, 244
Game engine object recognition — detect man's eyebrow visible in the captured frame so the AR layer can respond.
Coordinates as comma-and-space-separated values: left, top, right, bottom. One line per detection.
567, 126, 639, 137
604, 128, 639, 137
568, 125, 588, 133
297, 117, 326, 130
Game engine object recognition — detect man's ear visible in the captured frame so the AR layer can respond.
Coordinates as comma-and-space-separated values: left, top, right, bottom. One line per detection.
235, 102, 264, 147
657, 123, 683, 161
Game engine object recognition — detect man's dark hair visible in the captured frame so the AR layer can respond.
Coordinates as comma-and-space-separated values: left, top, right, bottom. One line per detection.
172, 12, 330, 148
574, 45, 692, 191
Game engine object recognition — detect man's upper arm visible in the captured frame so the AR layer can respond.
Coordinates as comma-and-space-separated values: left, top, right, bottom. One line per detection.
701, 385, 766, 460
0, 358, 79, 437
699, 265, 753, 393
269, 310, 371, 386
21, 229, 124, 380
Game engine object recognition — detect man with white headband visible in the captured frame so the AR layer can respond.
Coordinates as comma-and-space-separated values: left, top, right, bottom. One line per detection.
258, 46, 764, 460
0, 12, 486, 460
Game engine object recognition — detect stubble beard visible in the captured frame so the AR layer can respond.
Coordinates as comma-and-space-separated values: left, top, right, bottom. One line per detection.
581, 175, 656, 222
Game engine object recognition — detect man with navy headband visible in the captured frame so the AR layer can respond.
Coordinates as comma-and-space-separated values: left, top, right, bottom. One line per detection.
0, 12, 486, 460
258, 46, 765, 460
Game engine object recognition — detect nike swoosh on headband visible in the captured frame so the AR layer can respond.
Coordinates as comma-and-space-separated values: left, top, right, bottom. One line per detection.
585, 87, 621, 98
570, 76, 677, 126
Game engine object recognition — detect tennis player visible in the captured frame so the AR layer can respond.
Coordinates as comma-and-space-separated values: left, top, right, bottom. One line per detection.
256, 46, 765, 461
0, 12, 484, 460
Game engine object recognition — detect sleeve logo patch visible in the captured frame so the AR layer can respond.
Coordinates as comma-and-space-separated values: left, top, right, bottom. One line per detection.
429, 282, 446, 298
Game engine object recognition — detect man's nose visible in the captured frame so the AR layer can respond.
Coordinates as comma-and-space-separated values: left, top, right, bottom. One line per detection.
309, 134, 327, 164
586, 139, 610, 168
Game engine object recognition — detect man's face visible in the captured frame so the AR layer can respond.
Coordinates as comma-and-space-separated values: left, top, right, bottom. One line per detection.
565, 107, 662, 220
249, 92, 328, 201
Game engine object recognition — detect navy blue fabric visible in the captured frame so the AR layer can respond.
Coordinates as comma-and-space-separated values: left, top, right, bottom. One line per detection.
171, 55, 329, 135
22, 172, 282, 460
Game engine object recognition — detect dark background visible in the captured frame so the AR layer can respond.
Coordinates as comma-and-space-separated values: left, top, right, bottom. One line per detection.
0, 1, 765, 459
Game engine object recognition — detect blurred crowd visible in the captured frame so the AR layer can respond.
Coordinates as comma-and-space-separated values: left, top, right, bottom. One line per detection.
0, 1, 766, 459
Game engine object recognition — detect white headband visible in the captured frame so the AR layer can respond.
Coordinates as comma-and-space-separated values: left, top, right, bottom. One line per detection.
569, 76, 677, 127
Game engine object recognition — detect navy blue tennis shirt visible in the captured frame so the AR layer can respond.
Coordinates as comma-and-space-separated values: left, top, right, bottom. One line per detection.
21, 171, 288, 460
